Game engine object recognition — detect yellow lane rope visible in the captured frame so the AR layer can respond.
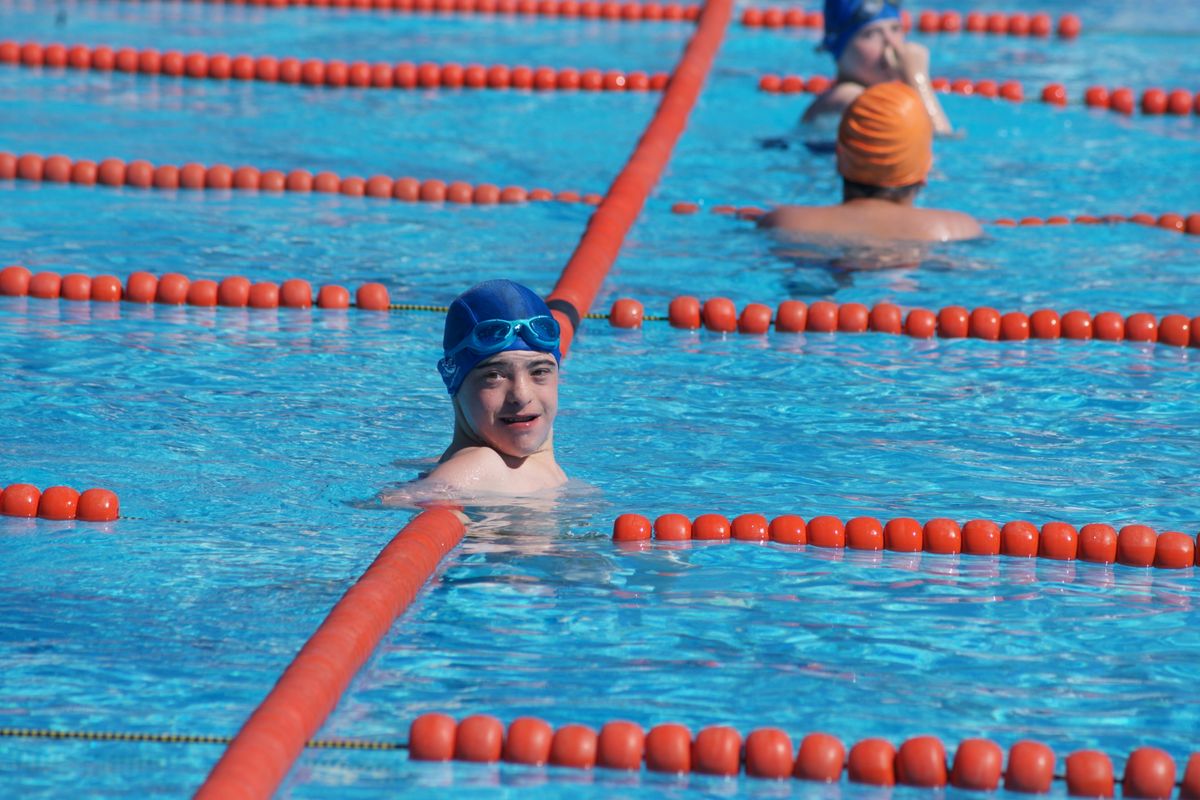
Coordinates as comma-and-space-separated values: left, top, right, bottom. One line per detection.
385, 303, 450, 313
0, 727, 406, 751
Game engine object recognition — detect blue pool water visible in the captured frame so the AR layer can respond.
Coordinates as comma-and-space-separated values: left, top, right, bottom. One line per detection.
1, 0, 1199, 797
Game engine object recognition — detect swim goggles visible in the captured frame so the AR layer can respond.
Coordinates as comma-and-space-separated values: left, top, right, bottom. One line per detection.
437, 315, 561, 380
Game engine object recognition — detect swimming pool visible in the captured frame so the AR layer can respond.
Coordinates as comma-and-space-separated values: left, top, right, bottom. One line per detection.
1, 0, 1198, 796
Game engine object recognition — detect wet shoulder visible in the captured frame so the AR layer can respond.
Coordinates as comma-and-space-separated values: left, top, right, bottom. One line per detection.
926, 209, 984, 241
425, 446, 510, 488
801, 82, 864, 124
759, 205, 832, 232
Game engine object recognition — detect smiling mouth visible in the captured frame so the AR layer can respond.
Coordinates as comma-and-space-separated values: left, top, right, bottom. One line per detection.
500, 414, 539, 425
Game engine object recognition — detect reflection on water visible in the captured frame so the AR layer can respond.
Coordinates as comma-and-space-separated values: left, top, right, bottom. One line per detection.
771, 235, 994, 297
375, 455, 606, 540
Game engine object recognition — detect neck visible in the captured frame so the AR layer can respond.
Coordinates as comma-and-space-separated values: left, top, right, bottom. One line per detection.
841, 188, 918, 206
439, 404, 555, 468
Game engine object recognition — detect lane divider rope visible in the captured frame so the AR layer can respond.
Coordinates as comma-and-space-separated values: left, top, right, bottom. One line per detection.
758, 73, 1021, 100
405, 713, 1195, 795
0, 483, 119, 521
83, 0, 703, 22
0, 266, 440, 312
8, 717, 1195, 796
0, 42, 670, 92
0, 151, 601, 205
194, 509, 465, 800
195, 4, 727, 790
0, 727, 405, 750
671, 201, 1200, 236
910, 9, 1081, 37
758, 74, 1198, 116
1046, 83, 1200, 116
612, 513, 1199, 571
991, 212, 1199, 231
0, 265, 645, 316
545, 0, 732, 354
740, 7, 1081, 38
5, 268, 1194, 352
601, 296, 1200, 351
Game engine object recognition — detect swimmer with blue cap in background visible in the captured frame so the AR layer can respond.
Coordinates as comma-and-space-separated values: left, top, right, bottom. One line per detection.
802, 0, 951, 136
414, 279, 567, 496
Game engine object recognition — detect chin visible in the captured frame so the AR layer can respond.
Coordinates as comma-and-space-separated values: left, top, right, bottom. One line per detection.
486, 430, 549, 460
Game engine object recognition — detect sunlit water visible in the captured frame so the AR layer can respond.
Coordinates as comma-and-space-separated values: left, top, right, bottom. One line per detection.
1, 0, 1198, 796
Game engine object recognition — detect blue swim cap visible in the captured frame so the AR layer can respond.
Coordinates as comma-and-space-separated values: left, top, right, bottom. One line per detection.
438, 280, 562, 395
823, 0, 901, 61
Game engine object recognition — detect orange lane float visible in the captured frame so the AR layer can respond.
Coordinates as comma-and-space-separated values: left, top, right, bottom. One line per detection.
0, 265, 366, 310
98, 0, 703, 22
740, 6, 911, 31
1047, 83, 1198, 116
758, 72, 1197, 118
1076, 84, 1198, 116
0, 483, 120, 521
0, 265, 433, 313
758, 73, 1022, 102
0, 41, 670, 92
195, 509, 465, 800
601, 295, 1200, 351
546, 0, 733, 354
994, 212, 1197, 232
612, 513, 1199, 570
8, 269, 1198, 351
1066, 83, 1200, 117
0, 151, 596, 208
411, 712, 1187, 797
741, 7, 1080, 37
915, 9, 1079, 37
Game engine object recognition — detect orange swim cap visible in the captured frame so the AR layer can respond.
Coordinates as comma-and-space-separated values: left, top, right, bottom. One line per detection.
836, 81, 933, 188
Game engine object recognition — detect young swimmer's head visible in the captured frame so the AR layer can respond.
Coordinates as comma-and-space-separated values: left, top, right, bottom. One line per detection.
823, 0, 905, 86
439, 280, 562, 459
837, 81, 932, 200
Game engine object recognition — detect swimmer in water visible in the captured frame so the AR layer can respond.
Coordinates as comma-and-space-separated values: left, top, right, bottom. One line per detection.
410, 279, 567, 498
802, 0, 951, 136
762, 82, 981, 243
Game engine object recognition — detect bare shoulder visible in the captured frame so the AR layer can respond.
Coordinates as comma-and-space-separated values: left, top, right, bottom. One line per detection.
801, 82, 864, 123
759, 204, 823, 231
902, 208, 982, 242
897, 206, 979, 241
934, 210, 984, 241
422, 447, 509, 490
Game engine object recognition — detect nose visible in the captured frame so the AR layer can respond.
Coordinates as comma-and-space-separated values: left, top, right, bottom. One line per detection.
506, 371, 535, 407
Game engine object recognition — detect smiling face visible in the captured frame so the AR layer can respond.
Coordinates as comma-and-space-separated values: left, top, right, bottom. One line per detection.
454, 350, 559, 459
838, 18, 905, 86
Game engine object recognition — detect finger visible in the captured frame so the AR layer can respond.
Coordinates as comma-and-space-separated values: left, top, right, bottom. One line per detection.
883, 44, 901, 70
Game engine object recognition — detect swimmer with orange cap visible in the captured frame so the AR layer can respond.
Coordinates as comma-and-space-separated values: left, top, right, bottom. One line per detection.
763, 82, 980, 242
802, 0, 951, 135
